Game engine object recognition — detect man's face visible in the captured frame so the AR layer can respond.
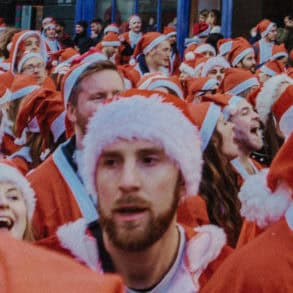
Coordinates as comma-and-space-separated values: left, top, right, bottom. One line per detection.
229, 99, 263, 152
207, 66, 225, 82
267, 26, 277, 42
68, 70, 124, 134
75, 24, 84, 34
129, 19, 142, 33
91, 22, 102, 34
45, 26, 56, 39
96, 139, 183, 251
238, 52, 256, 73
23, 36, 40, 53
22, 57, 46, 85
150, 40, 171, 67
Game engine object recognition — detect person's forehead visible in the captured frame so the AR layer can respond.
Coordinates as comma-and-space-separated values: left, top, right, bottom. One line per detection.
80, 70, 124, 90
25, 36, 39, 42
101, 138, 165, 154
157, 40, 170, 49
209, 65, 225, 71
0, 181, 19, 191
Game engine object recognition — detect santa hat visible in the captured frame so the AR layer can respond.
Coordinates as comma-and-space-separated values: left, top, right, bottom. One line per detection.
187, 102, 221, 151
227, 39, 254, 67
0, 84, 11, 105
163, 26, 177, 38
238, 133, 293, 229
132, 32, 167, 59
201, 56, 230, 77
9, 75, 40, 103
128, 15, 141, 24
194, 43, 216, 57
255, 73, 293, 125
193, 22, 211, 38
101, 32, 121, 47
187, 77, 219, 100
220, 68, 259, 95
15, 88, 65, 147
217, 38, 233, 56
17, 52, 45, 73
184, 36, 201, 47
43, 20, 56, 31
62, 60, 108, 107
270, 44, 288, 61
256, 19, 276, 38
137, 73, 184, 99
257, 60, 285, 78
42, 17, 54, 28
179, 54, 207, 77
104, 23, 119, 34
8, 30, 47, 74
0, 162, 35, 219
81, 89, 202, 199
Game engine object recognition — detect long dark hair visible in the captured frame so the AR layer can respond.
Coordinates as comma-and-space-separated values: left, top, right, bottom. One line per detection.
199, 129, 242, 247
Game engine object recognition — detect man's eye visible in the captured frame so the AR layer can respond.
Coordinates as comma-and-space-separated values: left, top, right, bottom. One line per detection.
101, 158, 119, 167
142, 156, 158, 165
7, 194, 20, 201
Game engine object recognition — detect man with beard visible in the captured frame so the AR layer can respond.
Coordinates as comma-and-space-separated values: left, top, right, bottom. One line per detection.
27, 60, 125, 239
49, 90, 232, 292
227, 38, 257, 73
224, 97, 264, 183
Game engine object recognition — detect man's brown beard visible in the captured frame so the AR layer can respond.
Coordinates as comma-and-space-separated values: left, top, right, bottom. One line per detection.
98, 184, 181, 252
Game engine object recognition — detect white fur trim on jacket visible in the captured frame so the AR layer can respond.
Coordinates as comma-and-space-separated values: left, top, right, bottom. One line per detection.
186, 224, 227, 291
0, 163, 35, 219
81, 94, 202, 200
56, 218, 100, 271
239, 169, 292, 229
255, 74, 293, 124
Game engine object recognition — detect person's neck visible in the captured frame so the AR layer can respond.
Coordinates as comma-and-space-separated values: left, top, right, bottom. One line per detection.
237, 149, 255, 175
104, 220, 180, 290
145, 55, 161, 73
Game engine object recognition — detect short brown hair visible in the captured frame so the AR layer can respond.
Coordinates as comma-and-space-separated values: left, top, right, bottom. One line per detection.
68, 60, 121, 106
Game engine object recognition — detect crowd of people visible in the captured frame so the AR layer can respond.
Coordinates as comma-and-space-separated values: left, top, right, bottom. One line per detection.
0, 9, 292, 292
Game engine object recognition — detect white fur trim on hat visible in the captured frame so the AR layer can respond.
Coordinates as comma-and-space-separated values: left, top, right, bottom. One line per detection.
200, 78, 219, 94
0, 163, 35, 219
232, 47, 254, 67
194, 44, 216, 56
227, 77, 259, 95
201, 56, 230, 77
239, 169, 292, 229
218, 41, 233, 56
129, 15, 141, 24
184, 36, 201, 47
101, 41, 121, 47
166, 32, 177, 38
200, 103, 221, 151
11, 85, 40, 102
261, 22, 276, 38
104, 25, 119, 34
143, 35, 168, 55
271, 52, 288, 61
147, 79, 184, 99
260, 65, 277, 77
223, 95, 243, 120
17, 52, 45, 73
185, 52, 196, 61
81, 94, 203, 199
179, 62, 195, 77
279, 106, 293, 139
256, 74, 293, 124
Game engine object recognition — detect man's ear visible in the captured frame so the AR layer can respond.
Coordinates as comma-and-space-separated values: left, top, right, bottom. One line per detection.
66, 102, 77, 124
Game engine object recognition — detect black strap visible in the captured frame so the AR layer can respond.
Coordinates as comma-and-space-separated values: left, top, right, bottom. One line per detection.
88, 220, 116, 273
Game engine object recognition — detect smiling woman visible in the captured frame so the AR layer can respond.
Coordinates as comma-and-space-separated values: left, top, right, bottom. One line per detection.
0, 162, 35, 241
